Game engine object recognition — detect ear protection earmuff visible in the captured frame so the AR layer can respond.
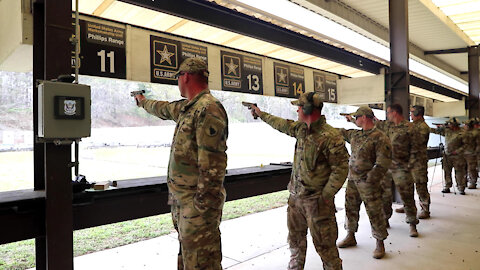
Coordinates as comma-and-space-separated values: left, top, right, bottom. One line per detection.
413, 108, 420, 117
302, 92, 315, 115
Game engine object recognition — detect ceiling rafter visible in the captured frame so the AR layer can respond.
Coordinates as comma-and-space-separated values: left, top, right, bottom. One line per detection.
93, 0, 115, 16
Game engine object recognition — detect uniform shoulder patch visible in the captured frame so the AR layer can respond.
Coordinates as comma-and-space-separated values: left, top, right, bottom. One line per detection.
208, 126, 218, 136
203, 114, 226, 137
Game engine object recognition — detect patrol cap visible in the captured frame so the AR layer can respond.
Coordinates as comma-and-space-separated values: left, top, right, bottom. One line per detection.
352, 106, 374, 118
174, 57, 209, 78
464, 119, 477, 127
446, 117, 460, 126
291, 92, 323, 108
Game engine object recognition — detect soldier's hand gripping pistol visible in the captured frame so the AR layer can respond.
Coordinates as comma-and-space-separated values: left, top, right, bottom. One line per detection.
339, 112, 354, 122
130, 90, 146, 106
242, 101, 259, 119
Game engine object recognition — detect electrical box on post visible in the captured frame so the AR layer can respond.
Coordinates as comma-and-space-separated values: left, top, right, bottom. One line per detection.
38, 81, 91, 139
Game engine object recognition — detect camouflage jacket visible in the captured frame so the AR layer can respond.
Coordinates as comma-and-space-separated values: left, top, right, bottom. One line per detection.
375, 120, 421, 169
140, 89, 228, 211
462, 129, 476, 155
474, 129, 480, 154
339, 127, 392, 181
412, 119, 430, 163
431, 127, 465, 156
260, 113, 349, 200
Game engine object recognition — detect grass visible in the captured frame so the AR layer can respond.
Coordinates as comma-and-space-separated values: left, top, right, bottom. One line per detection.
0, 190, 289, 270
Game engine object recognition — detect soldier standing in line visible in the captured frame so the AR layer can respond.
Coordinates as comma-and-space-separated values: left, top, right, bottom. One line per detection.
431, 118, 467, 195
396, 105, 431, 219
463, 119, 477, 190
375, 104, 420, 237
134, 58, 228, 270
246, 92, 349, 270
471, 118, 480, 189
336, 106, 392, 259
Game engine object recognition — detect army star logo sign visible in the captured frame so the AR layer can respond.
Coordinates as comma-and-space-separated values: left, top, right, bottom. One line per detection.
314, 75, 325, 91
226, 58, 238, 75
153, 40, 178, 69
276, 66, 288, 86
157, 45, 174, 65
223, 55, 241, 79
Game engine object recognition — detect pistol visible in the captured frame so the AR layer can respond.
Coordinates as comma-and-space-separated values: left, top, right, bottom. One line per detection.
131, 90, 146, 106
130, 90, 145, 97
242, 101, 258, 119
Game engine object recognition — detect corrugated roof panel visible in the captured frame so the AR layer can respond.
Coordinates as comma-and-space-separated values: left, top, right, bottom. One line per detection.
435, 1, 480, 15
409, 0, 468, 50
432, 0, 480, 43
101, 1, 143, 22
241, 40, 280, 55
169, 21, 210, 39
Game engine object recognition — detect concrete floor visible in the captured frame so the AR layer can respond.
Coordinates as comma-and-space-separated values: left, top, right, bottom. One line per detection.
31, 165, 480, 269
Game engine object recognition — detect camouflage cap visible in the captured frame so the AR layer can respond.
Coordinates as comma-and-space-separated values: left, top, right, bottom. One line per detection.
464, 118, 478, 127
446, 117, 460, 126
291, 92, 323, 108
352, 106, 374, 118
174, 57, 209, 78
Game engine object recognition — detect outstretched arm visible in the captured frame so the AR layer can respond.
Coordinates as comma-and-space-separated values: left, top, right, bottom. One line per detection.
138, 95, 186, 122
249, 104, 302, 138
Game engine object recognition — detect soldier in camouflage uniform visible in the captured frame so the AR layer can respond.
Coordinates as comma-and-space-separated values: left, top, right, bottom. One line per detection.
336, 106, 392, 259
134, 58, 228, 270
247, 92, 349, 270
463, 119, 477, 190
431, 118, 466, 195
395, 106, 431, 219
472, 118, 480, 189
375, 104, 420, 237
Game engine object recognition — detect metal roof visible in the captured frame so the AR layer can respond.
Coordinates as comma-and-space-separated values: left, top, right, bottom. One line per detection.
432, 0, 480, 44
71, 0, 474, 102
323, 0, 475, 74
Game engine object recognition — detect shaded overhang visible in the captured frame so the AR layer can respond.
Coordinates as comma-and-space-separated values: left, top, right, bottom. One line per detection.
0, 0, 471, 102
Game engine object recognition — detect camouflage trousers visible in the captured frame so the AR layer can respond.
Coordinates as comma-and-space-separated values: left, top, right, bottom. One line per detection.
380, 171, 393, 221
442, 154, 466, 191
477, 154, 480, 178
171, 200, 223, 270
464, 154, 478, 186
411, 164, 430, 213
344, 178, 388, 240
382, 168, 419, 225
287, 195, 342, 270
